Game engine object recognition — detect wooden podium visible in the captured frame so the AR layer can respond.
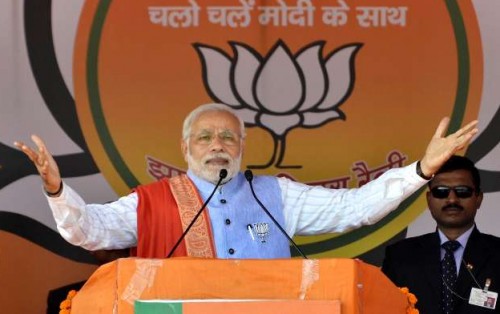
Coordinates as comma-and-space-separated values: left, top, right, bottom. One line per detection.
71, 258, 410, 313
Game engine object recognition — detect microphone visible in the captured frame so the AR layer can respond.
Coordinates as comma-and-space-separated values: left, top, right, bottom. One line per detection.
167, 169, 228, 258
244, 170, 308, 259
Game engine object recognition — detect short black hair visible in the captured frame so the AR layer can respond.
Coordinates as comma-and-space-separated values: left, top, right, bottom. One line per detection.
428, 155, 481, 191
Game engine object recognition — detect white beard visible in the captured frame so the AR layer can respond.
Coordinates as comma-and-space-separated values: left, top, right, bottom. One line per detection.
187, 150, 242, 184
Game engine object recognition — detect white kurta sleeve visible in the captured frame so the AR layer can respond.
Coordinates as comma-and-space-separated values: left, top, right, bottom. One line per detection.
47, 182, 139, 250
280, 162, 427, 236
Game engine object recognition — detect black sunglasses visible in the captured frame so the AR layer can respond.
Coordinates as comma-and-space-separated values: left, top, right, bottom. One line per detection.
430, 186, 475, 199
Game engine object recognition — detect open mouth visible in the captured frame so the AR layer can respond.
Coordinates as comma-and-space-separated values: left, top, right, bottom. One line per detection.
205, 157, 229, 166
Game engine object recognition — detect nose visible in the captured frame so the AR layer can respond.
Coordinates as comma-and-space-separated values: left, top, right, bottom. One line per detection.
209, 136, 225, 152
446, 190, 460, 203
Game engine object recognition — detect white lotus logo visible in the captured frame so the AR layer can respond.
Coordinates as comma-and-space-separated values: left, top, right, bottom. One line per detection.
194, 40, 362, 169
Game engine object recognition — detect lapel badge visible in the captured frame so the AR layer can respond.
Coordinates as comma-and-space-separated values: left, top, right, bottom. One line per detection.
253, 223, 269, 243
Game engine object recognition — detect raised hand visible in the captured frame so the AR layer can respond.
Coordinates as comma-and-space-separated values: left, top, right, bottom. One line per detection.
420, 117, 479, 177
14, 135, 62, 195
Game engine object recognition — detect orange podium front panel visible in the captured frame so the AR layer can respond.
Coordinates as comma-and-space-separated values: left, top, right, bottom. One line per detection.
134, 299, 341, 314
71, 258, 411, 314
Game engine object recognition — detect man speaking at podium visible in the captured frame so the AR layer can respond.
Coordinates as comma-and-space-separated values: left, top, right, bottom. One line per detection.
15, 103, 478, 259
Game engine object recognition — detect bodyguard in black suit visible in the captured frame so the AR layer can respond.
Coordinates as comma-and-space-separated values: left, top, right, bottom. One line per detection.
382, 156, 500, 313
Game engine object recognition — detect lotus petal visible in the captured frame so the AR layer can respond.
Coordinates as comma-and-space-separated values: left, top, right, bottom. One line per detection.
296, 42, 327, 112
194, 44, 240, 106
303, 111, 342, 127
317, 44, 362, 110
255, 42, 303, 114
232, 108, 258, 126
231, 43, 260, 110
259, 113, 301, 136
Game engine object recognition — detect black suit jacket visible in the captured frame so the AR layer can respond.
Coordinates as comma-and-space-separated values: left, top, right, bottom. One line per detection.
382, 228, 500, 314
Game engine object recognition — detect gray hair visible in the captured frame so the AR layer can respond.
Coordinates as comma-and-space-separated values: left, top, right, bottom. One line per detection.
182, 103, 246, 141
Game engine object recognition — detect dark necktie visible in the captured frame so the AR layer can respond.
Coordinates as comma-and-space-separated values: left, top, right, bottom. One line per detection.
441, 240, 460, 314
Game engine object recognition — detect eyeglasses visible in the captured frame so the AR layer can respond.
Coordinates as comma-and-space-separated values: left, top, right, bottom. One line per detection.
430, 186, 475, 199
190, 130, 241, 146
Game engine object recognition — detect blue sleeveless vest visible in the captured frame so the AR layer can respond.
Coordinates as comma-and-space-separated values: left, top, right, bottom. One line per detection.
188, 171, 291, 258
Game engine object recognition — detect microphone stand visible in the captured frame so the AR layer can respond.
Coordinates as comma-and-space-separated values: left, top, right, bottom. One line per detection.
244, 170, 308, 259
